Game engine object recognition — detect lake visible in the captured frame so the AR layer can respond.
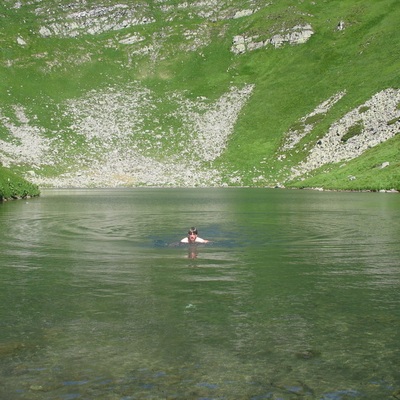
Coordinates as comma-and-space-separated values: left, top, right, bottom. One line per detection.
1, 188, 399, 399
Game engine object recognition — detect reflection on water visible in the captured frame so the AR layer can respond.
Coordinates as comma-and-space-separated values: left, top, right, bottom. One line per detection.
0, 188, 400, 399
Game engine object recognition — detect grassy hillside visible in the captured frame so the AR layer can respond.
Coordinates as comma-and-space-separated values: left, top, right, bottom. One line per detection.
0, 0, 399, 190
0, 165, 40, 200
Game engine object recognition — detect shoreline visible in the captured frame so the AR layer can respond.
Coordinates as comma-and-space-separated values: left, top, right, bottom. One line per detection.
36, 185, 399, 193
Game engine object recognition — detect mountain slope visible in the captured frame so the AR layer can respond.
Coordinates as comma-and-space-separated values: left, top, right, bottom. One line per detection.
0, 0, 399, 190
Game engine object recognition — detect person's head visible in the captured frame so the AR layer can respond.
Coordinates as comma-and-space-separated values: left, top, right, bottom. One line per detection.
187, 227, 198, 243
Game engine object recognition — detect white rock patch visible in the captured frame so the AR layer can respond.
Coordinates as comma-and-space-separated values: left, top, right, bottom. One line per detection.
290, 88, 400, 178
0, 83, 254, 187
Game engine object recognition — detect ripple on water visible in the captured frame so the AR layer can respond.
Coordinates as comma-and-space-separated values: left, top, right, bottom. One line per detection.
1, 189, 399, 400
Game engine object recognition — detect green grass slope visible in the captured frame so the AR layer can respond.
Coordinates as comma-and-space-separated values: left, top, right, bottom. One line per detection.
0, 166, 40, 200
0, 0, 399, 190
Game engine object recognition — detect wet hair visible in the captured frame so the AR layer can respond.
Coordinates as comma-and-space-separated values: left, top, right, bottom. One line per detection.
188, 227, 198, 235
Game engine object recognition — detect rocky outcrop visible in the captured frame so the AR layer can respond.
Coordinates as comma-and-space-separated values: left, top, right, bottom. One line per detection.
278, 91, 347, 155
285, 89, 400, 179
232, 24, 314, 54
37, 4, 155, 37
34, 1, 267, 38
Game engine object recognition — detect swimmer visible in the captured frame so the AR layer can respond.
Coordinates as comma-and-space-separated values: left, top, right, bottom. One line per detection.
180, 227, 210, 244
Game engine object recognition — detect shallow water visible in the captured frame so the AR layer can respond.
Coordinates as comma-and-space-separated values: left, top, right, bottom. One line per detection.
1, 188, 400, 399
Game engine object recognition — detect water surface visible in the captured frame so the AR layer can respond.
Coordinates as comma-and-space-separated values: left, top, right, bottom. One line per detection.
1, 188, 399, 399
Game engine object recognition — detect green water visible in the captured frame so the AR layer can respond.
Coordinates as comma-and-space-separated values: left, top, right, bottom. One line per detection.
1, 188, 399, 399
